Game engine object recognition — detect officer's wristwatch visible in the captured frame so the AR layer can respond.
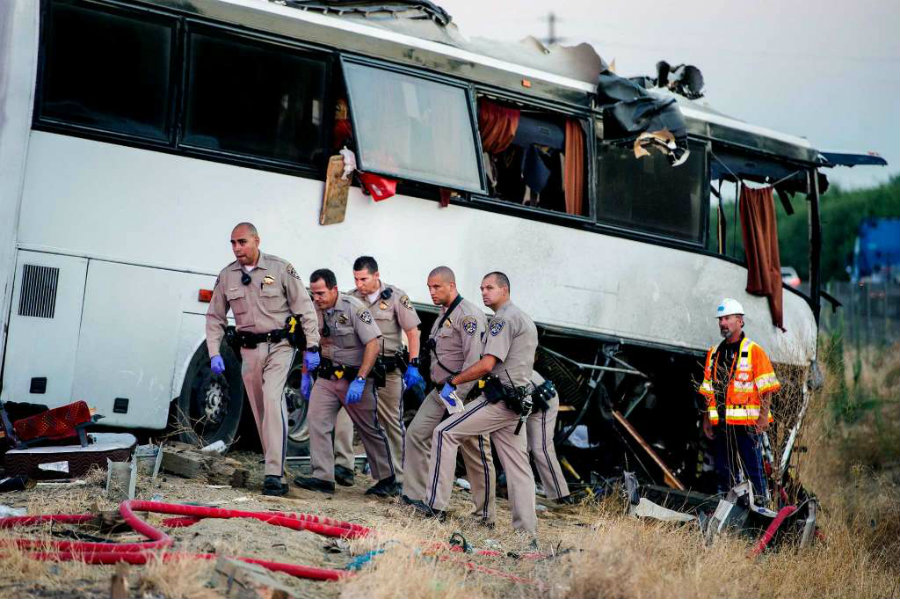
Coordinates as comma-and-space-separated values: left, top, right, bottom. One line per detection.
355, 376, 366, 383
409, 357, 420, 367
307, 345, 320, 353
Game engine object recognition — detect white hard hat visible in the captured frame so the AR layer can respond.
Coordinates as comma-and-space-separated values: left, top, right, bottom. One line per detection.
715, 298, 744, 318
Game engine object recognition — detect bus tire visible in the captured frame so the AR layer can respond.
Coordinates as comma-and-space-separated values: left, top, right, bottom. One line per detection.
176, 343, 243, 447
282, 360, 311, 456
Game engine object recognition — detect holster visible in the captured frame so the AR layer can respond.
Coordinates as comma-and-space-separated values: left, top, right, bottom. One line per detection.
480, 376, 525, 414
284, 315, 307, 349
316, 357, 359, 381
372, 357, 387, 388
224, 325, 241, 354
531, 380, 555, 412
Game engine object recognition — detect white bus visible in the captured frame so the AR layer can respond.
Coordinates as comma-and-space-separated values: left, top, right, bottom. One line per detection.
0, 0, 879, 489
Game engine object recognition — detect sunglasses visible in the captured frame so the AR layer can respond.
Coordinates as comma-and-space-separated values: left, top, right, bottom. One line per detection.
241, 271, 252, 286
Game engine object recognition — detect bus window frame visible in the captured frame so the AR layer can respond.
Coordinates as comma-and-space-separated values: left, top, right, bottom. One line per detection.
593, 136, 712, 250
34, 0, 181, 146
338, 55, 488, 195
467, 88, 596, 223
178, 20, 335, 175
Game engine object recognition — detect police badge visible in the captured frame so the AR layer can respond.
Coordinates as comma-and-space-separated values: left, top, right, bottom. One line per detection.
358, 309, 373, 324
379, 300, 389, 310
263, 275, 275, 285
337, 313, 349, 325
489, 319, 505, 336
462, 315, 478, 336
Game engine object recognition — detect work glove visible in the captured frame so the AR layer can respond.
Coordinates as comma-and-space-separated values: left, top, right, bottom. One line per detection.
304, 349, 320, 371
439, 382, 457, 406
345, 377, 366, 405
402, 364, 424, 389
301, 373, 313, 399
210, 355, 225, 375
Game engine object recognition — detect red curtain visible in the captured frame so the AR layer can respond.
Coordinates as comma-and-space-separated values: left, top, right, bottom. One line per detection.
564, 119, 585, 216
478, 100, 519, 154
739, 186, 784, 330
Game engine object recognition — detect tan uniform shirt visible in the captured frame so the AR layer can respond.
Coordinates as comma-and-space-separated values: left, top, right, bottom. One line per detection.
349, 282, 420, 354
206, 252, 319, 357
317, 294, 382, 367
428, 297, 486, 399
483, 301, 538, 388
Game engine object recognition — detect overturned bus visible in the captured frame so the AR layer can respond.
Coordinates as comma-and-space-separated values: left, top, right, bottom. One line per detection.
0, 0, 885, 512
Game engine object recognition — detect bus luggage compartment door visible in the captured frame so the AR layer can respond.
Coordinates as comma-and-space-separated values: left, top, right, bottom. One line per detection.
1, 251, 88, 407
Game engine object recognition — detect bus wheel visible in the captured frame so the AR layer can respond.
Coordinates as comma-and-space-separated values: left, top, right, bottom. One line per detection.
285, 385, 310, 456
176, 344, 243, 447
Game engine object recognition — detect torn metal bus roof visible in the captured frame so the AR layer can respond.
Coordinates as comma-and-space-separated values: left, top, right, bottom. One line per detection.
154, 0, 825, 166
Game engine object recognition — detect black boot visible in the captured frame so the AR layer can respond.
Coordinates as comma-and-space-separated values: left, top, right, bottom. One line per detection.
365, 475, 400, 498
555, 494, 579, 505
262, 475, 289, 497
334, 465, 355, 487
407, 499, 447, 522
293, 476, 335, 494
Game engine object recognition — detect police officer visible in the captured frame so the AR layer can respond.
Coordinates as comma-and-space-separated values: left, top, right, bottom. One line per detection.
412, 272, 539, 534
527, 371, 574, 505
294, 268, 398, 496
205, 222, 320, 496
402, 266, 496, 525
699, 298, 781, 502
332, 256, 423, 486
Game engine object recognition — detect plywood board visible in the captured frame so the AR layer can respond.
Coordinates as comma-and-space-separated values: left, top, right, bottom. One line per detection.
320, 155, 351, 225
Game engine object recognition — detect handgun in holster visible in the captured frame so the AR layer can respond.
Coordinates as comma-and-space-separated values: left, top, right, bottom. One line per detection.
284, 315, 307, 349
223, 325, 241, 355
372, 357, 387, 388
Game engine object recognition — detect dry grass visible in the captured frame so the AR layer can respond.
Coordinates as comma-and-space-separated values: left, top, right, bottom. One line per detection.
1, 345, 897, 598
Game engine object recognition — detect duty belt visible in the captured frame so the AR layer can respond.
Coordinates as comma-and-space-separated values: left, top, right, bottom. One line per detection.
236, 328, 288, 349
316, 358, 360, 381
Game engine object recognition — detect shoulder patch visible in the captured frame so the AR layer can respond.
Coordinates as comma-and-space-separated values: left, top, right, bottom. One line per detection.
462, 315, 478, 336
400, 295, 414, 310
286, 263, 301, 281
489, 319, 505, 336
357, 309, 373, 324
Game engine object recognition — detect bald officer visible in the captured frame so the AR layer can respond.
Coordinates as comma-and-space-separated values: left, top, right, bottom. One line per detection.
293, 268, 398, 497
412, 272, 539, 534
206, 222, 320, 496
402, 266, 496, 525
332, 256, 423, 486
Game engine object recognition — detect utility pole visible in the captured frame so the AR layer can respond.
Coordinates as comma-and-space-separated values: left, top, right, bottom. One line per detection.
541, 12, 564, 46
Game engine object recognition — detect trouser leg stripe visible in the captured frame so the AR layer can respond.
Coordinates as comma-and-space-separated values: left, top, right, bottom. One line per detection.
542, 409, 562, 499
478, 435, 490, 520
372, 385, 395, 477
428, 400, 488, 508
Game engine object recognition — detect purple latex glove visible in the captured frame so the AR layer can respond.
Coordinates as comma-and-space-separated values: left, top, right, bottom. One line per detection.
211, 355, 225, 375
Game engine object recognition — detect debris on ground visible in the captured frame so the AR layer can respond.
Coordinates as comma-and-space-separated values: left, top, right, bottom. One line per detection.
161, 442, 250, 487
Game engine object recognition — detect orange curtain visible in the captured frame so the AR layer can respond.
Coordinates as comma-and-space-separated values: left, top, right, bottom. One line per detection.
739, 186, 785, 330
564, 119, 585, 216
478, 100, 519, 154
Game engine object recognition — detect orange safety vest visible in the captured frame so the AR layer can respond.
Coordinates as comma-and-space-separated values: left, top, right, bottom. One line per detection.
699, 336, 780, 426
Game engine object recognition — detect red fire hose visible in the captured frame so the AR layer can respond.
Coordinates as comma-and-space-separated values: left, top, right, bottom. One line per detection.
749, 505, 797, 557
0, 500, 370, 581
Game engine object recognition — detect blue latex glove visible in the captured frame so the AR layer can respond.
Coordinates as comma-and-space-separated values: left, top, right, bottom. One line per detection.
402, 365, 424, 389
300, 373, 313, 399
345, 377, 366, 405
211, 355, 225, 375
304, 349, 320, 371
439, 382, 457, 406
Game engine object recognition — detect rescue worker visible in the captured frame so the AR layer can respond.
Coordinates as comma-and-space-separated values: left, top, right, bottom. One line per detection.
412, 272, 539, 534
699, 298, 781, 502
205, 222, 320, 496
402, 266, 496, 526
293, 268, 398, 497
332, 256, 423, 486
527, 371, 575, 505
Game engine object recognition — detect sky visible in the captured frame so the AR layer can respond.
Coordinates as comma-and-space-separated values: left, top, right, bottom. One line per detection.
441, 0, 900, 190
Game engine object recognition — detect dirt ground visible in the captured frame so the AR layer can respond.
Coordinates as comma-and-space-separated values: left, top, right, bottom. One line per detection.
0, 448, 593, 599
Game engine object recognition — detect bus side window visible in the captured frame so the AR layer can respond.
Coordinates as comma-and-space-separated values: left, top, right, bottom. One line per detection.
182, 29, 328, 168
596, 140, 708, 244
38, 1, 176, 141
477, 98, 587, 217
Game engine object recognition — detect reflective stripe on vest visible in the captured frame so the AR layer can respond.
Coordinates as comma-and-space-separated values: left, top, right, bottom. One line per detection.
701, 337, 779, 426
